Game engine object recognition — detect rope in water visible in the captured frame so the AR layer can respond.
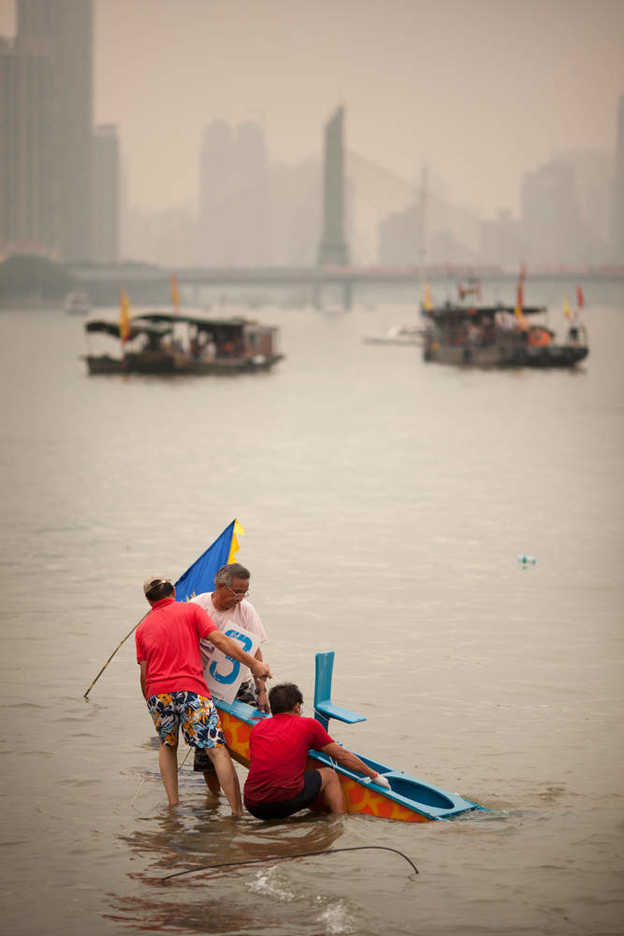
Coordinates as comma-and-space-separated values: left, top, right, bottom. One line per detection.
162, 845, 418, 882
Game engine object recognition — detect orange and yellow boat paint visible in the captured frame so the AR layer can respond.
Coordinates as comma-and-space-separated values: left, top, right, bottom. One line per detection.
215, 695, 480, 824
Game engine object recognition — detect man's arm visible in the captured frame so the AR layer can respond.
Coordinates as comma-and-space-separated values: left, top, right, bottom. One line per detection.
208, 630, 272, 681
139, 661, 147, 699
253, 647, 269, 712
320, 742, 390, 787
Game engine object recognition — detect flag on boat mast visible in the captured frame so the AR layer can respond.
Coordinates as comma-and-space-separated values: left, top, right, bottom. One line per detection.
175, 519, 245, 602
120, 290, 131, 344
514, 266, 528, 329
576, 285, 585, 309
171, 273, 181, 315
422, 283, 433, 312
563, 295, 572, 321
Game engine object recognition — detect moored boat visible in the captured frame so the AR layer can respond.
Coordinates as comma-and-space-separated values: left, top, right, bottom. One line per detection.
215, 650, 482, 823
83, 311, 284, 375
423, 288, 588, 368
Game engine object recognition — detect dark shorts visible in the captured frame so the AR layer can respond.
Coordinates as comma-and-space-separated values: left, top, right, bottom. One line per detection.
244, 770, 323, 820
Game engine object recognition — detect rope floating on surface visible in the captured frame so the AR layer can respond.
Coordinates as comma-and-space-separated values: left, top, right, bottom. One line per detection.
161, 845, 418, 881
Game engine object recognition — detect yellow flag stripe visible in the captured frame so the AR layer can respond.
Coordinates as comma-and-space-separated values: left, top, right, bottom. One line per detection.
227, 519, 245, 564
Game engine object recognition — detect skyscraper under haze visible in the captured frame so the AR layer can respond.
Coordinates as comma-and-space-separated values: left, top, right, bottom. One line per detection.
198, 120, 270, 266
1, 0, 94, 260
0, 38, 56, 255
318, 106, 349, 266
92, 125, 121, 263
521, 159, 585, 266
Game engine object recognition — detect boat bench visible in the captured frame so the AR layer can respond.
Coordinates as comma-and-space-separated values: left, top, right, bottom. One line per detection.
313, 651, 366, 731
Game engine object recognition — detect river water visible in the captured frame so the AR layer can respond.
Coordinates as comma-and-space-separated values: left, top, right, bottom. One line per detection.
1, 283, 623, 935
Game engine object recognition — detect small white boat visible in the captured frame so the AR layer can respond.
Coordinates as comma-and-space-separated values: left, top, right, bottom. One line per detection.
65, 291, 91, 316
362, 325, 424, 346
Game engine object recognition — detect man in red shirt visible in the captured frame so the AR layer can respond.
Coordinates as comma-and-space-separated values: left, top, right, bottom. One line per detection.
136, 576, 272, 813
243, 682, 389, 820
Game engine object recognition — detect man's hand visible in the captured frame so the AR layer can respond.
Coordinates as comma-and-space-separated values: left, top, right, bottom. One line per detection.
251, 659, 272, 681
370, 773, 391, 789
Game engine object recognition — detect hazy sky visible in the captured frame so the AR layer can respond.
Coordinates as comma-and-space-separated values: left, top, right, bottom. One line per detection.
1, 0, 623, 218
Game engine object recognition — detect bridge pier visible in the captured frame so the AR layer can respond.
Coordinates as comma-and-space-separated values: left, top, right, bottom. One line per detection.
312, 278, 353, 311
343, 279, 353, 310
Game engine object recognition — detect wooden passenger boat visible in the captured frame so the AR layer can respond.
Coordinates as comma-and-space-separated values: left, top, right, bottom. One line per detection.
423, 302, 588, 368
216, 651, 482, 823
83, 312, 284, 375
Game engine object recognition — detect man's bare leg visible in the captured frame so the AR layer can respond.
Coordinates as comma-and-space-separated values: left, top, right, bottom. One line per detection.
206, 745, 242, 816
317, 767, 346, 814
202, 767, 221, 797
159, 742, 179, 806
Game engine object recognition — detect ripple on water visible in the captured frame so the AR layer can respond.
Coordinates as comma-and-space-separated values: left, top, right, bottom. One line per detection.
248, 864, 296, 901
315, 900, 357, 936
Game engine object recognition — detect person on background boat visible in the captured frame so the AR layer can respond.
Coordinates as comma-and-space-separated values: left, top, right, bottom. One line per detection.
136, 576, 272, 813
190, 563, 269, 795
243, 682, 390, 820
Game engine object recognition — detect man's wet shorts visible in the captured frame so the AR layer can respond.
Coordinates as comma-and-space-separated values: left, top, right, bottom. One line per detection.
147, 691, 226, 749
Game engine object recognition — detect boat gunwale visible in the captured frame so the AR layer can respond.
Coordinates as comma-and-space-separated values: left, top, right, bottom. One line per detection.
214, 696, 480, 821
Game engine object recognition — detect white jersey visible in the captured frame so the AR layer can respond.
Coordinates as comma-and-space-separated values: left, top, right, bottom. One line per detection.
191, 592, 267, 671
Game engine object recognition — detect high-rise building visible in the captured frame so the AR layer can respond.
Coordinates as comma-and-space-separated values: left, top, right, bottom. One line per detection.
269, 158, 321, 266
318, 107, 349, 266
479, 210, 525, 269
92, 124, 120, 263
0, 39, 57, 256
559, 148, 610, 263
6, 0, 94, 261
198, 120, 271, 266
521, 159, 586, 266
610, 95, 624, 263
378, 204, 422, 266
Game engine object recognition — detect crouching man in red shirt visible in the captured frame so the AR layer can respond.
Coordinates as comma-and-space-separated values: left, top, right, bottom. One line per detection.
136, 576, 272, 814
243, 682, 389, 820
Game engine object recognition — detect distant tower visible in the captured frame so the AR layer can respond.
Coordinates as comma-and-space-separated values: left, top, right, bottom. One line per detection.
610, 94, 624, 263
16, 0, 94, 260
0, 40, 56, 255
92, 125, 121, 263
198, 119, 270, 265
317, 106, 349, 266
418, 164, 428, 267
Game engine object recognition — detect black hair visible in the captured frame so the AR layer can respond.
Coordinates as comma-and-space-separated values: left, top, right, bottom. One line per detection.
268, 682, 303, 715
146, 581, 174, 602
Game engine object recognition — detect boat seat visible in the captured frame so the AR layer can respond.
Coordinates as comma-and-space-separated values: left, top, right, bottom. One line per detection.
314, 700, 367, 725
314, 650, 366, 730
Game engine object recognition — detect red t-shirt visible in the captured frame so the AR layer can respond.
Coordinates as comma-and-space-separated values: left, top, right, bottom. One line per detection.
135, 597, 217, 699
243, 714, 333, 805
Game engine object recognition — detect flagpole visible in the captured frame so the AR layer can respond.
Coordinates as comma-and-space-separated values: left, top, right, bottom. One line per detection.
83, 611, 148, 699
82, 519, 242, 699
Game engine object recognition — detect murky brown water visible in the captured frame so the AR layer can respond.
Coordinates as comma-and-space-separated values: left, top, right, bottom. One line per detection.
1, 285, 623, 935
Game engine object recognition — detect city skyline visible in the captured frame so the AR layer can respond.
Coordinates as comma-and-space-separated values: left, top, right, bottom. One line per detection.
1, 0, 623, 221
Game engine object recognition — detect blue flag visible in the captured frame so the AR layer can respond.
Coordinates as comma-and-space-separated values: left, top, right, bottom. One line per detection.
175, 519, 237, 602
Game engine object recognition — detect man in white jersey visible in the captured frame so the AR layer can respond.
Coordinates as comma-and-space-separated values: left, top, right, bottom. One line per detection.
190, 562, 268, 793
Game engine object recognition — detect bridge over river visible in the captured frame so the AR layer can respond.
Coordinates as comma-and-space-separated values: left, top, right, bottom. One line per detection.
71, 262, 624, 309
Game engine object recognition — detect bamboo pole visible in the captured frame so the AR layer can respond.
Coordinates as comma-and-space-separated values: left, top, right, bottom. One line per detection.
83, 611, 148, 699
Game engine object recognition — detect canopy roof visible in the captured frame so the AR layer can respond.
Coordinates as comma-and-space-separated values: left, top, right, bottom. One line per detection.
426, 303, 546, 323
85, 312, 276, 340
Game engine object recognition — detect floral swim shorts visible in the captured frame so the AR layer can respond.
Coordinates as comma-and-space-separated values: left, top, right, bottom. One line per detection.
146, 691, 226, 749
